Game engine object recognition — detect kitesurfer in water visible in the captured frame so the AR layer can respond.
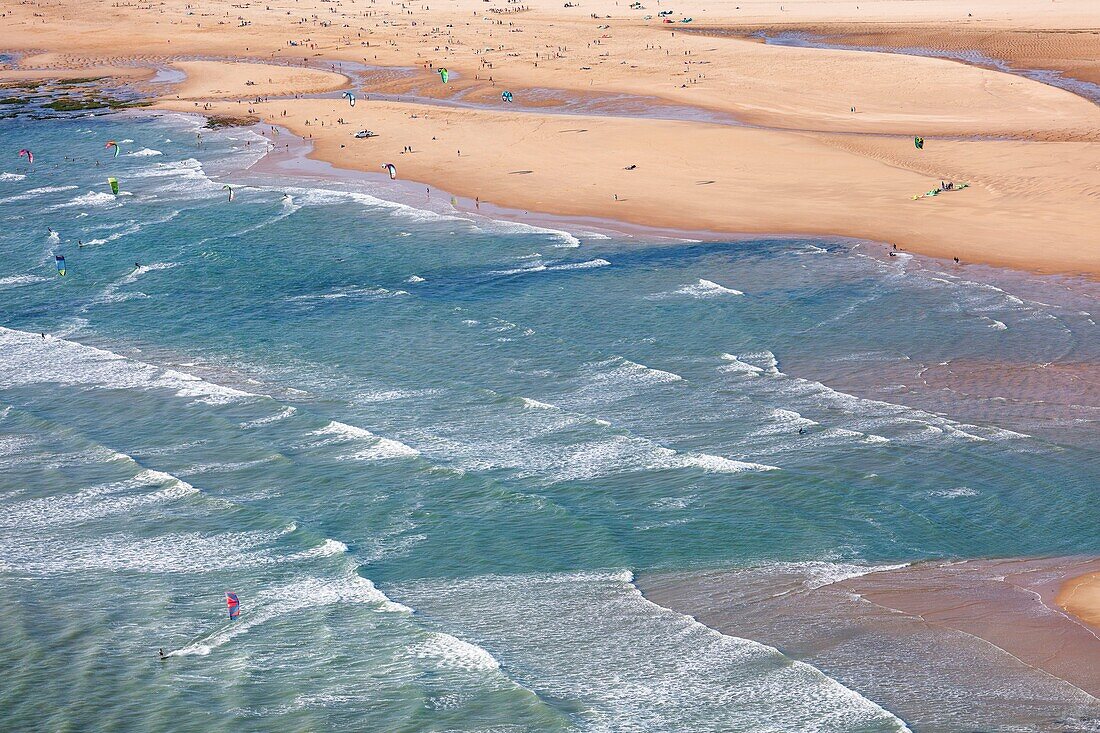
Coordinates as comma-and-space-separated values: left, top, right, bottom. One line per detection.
158, 648, 166, 660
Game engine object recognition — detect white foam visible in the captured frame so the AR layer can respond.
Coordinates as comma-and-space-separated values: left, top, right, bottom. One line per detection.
0, 326, 261, 405
121, 261, 178, 285
653, 279, 744, 299
356, 388, 433, 403
0, 185, 78, 205
287, 286, 407, 303
520, 397, 558, 410
51, 191, 119, 209
411, 632, 501, 671
395, 570, 912, 732
591, 356, 683, 388
482, 219, 581, 248
0, 172, 26, 181
761, 560, 912, 590
274, 185, 467, 227
719, 353, 764, 376
740, 350, 781, 375
240, 405, 297, 428
170, 573, 410, 657
86, 262, 180, 306
680, 453, 779, 474
720, 350, 1013, 444
82, 210, 181, 247
929, 487, 979, 498
127, 148, 163, 157
130, 158, 206, 181
493, 262, 547, 276
0, 274, 48, 288
183, 455, 281, 475
405, 274, 426, 283
0, 468, 198, 529
548, 258, 609, 271
650, 495, 697, 510
285, 538, 349, 560
311, 421, 420, 460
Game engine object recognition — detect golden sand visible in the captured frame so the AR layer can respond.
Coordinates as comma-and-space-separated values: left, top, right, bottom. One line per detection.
1058, 571, 1100, 629
2, 0, 1099, 275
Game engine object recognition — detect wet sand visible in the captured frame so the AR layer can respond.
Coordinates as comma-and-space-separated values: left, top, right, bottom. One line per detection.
639, 557, 1100, 732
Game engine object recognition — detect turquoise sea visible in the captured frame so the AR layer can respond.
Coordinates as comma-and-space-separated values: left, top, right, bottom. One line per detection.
1, 111, 1098, 731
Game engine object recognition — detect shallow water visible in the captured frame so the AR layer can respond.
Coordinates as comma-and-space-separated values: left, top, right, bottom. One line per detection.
1, 111, 1097, 731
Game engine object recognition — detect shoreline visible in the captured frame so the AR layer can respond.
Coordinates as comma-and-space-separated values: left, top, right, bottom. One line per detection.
201, 109, 1100, 296
151, 53, 1100, 278
4, 0, 1100, 277
638, 556, 1100, 730
235, 112, 931, 257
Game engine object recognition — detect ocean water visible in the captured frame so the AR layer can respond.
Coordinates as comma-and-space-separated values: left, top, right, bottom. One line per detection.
1, 111, 1098, 732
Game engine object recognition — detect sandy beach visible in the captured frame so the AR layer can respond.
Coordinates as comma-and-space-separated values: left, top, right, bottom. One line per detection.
1, 0, 1099, 275
1059, 571, 1100, 628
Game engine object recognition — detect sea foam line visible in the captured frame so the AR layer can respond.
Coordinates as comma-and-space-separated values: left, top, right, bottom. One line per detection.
624, 570, 913, 732
0, 326, 262, 405
311, 420, 420, 460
